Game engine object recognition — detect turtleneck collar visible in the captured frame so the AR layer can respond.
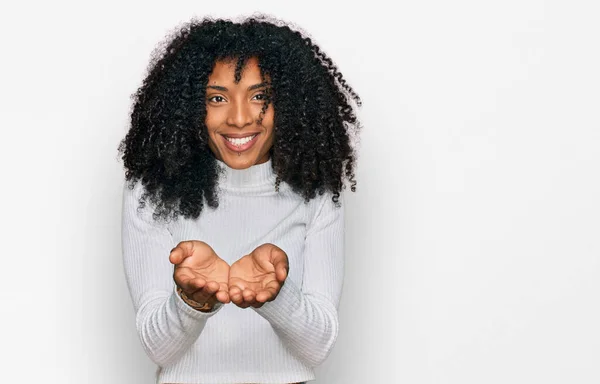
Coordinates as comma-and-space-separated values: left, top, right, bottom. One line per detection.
215, 158, 277, 190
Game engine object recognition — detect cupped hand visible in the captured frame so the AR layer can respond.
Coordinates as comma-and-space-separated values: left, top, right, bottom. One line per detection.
228, 243, 289, 308
169, 240, 230, 306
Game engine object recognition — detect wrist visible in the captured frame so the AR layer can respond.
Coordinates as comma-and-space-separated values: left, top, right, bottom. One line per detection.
176, 285, 215, 312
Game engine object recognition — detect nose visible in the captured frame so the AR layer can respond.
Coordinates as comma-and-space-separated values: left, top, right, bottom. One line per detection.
226, 99, 254, 128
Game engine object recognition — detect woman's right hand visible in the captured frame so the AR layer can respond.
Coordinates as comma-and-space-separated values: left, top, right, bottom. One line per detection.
169, 240, 230, 306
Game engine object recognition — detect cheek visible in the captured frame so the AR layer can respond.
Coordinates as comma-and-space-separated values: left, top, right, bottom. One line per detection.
204, 108, 223, 131
262, 107, 275, 128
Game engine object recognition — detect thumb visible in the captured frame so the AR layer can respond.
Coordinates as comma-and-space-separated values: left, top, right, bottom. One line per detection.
276, 263, 288, 283
169, 241, 194, 265
271, 249, 289, 283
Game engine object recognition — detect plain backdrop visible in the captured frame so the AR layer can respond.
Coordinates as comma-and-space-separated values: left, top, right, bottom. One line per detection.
1, 0, 599, 383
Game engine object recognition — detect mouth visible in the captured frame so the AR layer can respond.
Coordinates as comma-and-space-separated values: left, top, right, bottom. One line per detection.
221, 133, 260, 153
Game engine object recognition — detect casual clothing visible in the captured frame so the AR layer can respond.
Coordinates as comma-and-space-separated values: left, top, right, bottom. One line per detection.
121, 158, 345, 384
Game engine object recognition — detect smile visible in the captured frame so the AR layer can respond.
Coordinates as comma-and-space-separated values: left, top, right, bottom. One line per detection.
222, 133, 260, 153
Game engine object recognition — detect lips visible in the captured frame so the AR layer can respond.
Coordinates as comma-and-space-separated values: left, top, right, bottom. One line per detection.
222, 132, 261, 138
221, 133, 260, 153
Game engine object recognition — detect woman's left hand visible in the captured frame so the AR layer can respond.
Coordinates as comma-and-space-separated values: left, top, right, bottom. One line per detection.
228, 243, 289, 308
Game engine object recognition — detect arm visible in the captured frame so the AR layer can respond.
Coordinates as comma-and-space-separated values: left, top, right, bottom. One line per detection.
253, 191, 345, 367
121, 180, 223, 367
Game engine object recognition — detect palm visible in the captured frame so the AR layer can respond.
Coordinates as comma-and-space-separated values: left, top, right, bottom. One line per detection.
229, 255, 277, 292
186, 256, 229, 287
228, 243, 289, 307
170, 240, 230, 304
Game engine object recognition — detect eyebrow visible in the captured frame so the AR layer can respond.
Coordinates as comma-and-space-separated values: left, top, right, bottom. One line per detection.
207, 82, 269, 92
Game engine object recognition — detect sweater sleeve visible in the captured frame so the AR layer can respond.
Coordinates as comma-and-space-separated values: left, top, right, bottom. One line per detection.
121, 180, 223, 367
253, 191, 345, 367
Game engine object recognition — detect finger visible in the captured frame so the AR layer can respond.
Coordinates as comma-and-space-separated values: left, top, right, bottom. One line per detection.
169, 241, 195, 265
169, 247, 183, 265
245, 298, 262, 308
242, 288, 256, 302
214, 282, 230, 303
245, 292, 267, 308
208, 281, 220, 293
173, 267, 195, 284
189, 280, 221, 303
179, 276, 207, 293
271, 251, 289, 282
229, 286, 244, 305
259, 280, 281, 302
232, 296, 250, 308
199, 281, 220, 296
229, 285, 242, 297
253, 250, 287, 282
254, 252, 276, 273
255, 289, 274, 303
215, 290, 230, 304
275, 263, 288, 283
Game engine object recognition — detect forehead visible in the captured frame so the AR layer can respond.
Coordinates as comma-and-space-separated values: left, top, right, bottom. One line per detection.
207, 57, 265, 86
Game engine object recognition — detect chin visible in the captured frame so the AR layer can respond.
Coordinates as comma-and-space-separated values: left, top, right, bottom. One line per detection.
220, 154, 257, 169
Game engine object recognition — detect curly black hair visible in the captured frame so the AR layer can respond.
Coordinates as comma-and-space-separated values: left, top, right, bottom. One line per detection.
117, 15, 362, 222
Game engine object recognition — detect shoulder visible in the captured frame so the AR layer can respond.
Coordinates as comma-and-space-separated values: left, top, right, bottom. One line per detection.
306, 189, 345, 231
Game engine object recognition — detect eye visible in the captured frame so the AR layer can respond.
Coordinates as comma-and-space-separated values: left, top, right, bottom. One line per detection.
252, 92, 266, 101
207, 95, 226, 103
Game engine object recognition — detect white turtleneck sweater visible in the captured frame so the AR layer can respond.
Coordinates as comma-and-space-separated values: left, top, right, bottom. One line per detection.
121, 158, 345, 384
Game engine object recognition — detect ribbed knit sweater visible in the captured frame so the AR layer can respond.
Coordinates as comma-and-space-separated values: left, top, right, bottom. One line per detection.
121, 158, 345, 384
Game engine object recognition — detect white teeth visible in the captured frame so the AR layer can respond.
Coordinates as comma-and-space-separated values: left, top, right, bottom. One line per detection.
225, 134, 257, 146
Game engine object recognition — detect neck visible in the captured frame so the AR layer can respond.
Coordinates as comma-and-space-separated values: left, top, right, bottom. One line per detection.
215, 158, 276, 189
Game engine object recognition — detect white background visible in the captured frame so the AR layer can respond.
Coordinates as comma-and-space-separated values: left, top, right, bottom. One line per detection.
1, 0, 599, 383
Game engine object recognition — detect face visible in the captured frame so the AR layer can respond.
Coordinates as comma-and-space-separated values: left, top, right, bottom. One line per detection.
204, 57, 275, 169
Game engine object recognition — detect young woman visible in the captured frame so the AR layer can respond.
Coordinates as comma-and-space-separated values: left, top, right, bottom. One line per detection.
118, 15, 362, 384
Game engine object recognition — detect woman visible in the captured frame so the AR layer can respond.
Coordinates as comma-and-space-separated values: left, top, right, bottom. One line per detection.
118, 15, 361, 384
